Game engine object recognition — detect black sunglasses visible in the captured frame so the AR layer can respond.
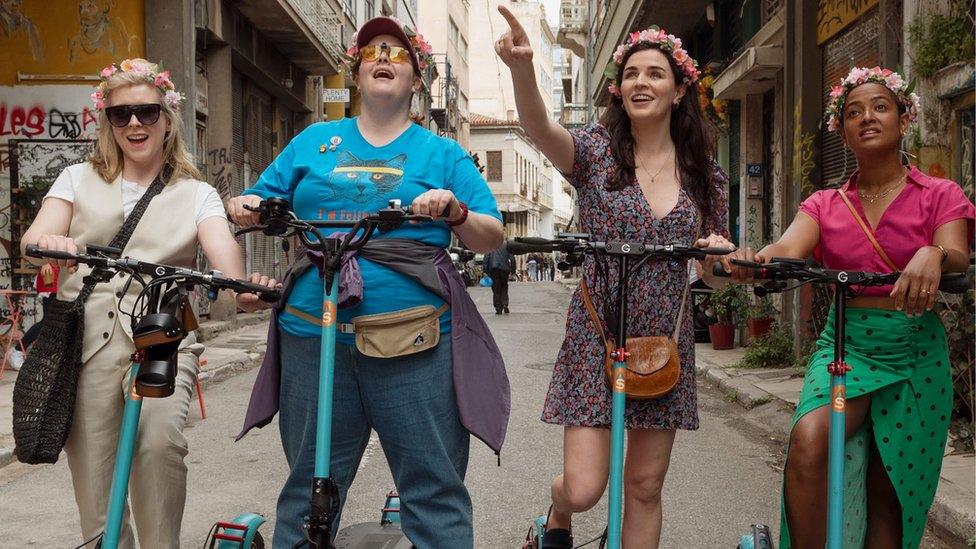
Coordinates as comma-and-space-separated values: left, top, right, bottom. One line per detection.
104, 104, 162, 128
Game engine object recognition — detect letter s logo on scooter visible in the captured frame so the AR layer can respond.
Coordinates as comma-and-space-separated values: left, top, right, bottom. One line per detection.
322, 302, 337, 326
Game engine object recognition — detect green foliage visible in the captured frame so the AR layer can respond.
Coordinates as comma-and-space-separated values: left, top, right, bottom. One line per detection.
938, 285, 975, 453
706, 283, 750, 325
745, 295, 778, 320
908, 4, 975, 78
736, 323, 796, 369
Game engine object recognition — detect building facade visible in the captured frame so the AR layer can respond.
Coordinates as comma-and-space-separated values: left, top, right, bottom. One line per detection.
417, 0, 471, 147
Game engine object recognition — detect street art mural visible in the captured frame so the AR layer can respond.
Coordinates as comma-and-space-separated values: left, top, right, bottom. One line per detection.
0, 0, 143, 86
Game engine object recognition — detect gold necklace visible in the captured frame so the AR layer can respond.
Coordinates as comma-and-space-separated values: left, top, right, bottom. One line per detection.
636, 151, 674, 184
857, 170, 907, 204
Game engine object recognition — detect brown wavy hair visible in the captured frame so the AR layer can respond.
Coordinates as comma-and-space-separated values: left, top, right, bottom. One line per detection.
600, 42, 718, 220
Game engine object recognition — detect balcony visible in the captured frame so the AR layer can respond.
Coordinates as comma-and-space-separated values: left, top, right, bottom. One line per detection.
560, 104, 588, 130
557, 0, 587, 58
430, 55, 460, 139
234, 0, 350, 73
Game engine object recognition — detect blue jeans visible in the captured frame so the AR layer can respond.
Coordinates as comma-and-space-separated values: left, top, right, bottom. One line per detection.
273, 331, 472, 549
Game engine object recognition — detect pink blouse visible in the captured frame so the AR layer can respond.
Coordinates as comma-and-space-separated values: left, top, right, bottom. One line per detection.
799, 166, 975, 296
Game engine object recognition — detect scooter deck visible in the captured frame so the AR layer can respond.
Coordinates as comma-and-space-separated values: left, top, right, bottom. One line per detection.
333, 523, 412, 548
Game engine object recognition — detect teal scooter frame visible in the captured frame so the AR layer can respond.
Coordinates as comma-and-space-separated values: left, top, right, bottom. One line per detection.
25, 244, 279, 549
510, 234, 732, 549
231, 197, 433, 549
716, 258, 968, 549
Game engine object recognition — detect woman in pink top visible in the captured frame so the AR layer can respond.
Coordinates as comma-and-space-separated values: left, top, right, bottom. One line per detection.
729, 67, 974, 548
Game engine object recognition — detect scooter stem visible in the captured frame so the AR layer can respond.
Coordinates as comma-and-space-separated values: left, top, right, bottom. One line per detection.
826, 289, 848, 549
305, 267, 342, 549
103, 364, 144, 549
607, 255, 630, 549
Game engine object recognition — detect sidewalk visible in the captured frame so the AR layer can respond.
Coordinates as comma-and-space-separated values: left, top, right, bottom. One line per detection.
695, 343, 976, 545
0, 310, 271, 470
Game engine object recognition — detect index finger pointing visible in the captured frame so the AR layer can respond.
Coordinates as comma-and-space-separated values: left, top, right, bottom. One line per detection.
497, 5, 526, 36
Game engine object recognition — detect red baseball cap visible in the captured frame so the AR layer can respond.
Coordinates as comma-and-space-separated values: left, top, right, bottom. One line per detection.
354, 17, 421, 75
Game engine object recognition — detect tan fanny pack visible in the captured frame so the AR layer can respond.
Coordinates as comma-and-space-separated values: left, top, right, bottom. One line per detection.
286, 303, 449, 359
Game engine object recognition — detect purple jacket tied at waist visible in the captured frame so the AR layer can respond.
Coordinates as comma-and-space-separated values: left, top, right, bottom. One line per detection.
237, 239, 511, 455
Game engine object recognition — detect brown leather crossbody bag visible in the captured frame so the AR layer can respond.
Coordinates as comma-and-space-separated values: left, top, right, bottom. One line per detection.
579, 274, 689, 400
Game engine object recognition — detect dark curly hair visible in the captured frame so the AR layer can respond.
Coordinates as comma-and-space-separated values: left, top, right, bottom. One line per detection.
600, 42, 719, 221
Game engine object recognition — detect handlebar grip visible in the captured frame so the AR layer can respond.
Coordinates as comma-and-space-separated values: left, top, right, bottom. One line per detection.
698, 247, 735, 256
26, 244, 75, 260
507, 240, 554, 255
938, 273, 971, 294
515, 237, 553, 246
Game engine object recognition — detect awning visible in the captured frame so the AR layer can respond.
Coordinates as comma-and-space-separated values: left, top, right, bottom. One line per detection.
712, 45, 783, 100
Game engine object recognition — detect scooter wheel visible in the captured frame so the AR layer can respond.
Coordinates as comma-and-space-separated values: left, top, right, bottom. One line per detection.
250, 532, 266, 549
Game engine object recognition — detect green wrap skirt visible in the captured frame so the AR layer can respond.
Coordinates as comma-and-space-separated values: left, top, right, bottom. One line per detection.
780, 307, 952, 549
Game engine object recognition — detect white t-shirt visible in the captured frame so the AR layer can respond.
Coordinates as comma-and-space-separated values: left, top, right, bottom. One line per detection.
45, 164, 226, 225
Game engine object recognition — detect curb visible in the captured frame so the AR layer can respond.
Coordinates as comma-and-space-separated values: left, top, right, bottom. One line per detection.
694, 356, 778, 410
197, 310, 271, 343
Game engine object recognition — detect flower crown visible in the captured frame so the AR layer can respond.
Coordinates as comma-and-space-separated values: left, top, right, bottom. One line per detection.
605, 26, 700, 98
90, 58, 183, 110
340, 21, 435, 75
825, 66, 919, 132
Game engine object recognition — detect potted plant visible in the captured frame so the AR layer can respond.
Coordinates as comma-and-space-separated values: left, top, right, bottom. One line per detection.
745, 295, 777, 341
705, 283, 748, 349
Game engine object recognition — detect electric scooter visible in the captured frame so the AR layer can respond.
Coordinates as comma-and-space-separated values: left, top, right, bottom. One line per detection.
713, 258, 969, 549
25, 244, 280, 549
218, 197, 436, 549
508, 233, 733, 549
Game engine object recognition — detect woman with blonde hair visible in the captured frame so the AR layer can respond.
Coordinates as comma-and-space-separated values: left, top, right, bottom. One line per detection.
21, 58, 246, 547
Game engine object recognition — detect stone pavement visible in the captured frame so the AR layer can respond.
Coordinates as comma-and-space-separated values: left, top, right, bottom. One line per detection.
695, 343, 976, 545
0, 310, 271, 470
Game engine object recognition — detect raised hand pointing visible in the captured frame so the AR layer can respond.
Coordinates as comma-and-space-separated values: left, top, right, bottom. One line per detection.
495, 5, 534, 69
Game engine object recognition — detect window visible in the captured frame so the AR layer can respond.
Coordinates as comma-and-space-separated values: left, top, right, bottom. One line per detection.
458, 35, 468, 59
449, 18, 460, 47
486, 150, 502, 181
365, 0, 375, 19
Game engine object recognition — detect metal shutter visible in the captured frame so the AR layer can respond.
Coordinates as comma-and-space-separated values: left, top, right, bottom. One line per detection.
819, 9, 880, 188
729, 101, 741, 241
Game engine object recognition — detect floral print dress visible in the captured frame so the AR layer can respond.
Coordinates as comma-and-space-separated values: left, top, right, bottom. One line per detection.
542, 123, 730, 430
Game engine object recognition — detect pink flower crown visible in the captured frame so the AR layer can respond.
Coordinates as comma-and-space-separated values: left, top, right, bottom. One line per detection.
90, 59, 183, 111
825, 66, 919, 132
605, 26, 701, 98
340, 22, 436, 75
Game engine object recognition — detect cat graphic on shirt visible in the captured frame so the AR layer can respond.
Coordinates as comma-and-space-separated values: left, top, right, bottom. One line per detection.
328, 151, 407, 204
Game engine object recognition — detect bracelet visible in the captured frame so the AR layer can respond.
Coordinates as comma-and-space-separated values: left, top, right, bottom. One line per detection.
447, 201, 469, 227
934, 244, 948, 264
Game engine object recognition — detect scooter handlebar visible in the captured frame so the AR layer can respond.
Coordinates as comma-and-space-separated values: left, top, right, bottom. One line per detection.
26, 244, 77, 261
508, 239, 556, 255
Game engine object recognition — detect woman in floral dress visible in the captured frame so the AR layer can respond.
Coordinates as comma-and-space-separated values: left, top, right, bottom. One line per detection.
496, 7, 735, 548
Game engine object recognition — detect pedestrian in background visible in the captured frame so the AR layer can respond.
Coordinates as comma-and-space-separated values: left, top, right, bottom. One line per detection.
483, 241, 516, 314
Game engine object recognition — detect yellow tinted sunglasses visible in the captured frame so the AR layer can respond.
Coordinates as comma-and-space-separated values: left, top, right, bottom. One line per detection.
359, 43, 412, 64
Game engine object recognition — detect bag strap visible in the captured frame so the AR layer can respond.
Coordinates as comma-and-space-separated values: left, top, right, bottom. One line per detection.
579, 279, 611, 350
836, 189, 899, 272
77, 167, 170, 302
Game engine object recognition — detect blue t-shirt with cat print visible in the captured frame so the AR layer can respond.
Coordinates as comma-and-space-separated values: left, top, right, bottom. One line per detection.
243, 117, 501, 342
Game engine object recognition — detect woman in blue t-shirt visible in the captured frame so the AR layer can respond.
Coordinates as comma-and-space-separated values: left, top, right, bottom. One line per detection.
229, 16, 504, 549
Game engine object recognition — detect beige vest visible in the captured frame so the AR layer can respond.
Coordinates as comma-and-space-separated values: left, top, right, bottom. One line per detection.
57, 163, 200, 363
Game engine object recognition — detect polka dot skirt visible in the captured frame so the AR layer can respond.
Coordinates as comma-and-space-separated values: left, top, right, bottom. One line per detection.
779, 307, 951, 548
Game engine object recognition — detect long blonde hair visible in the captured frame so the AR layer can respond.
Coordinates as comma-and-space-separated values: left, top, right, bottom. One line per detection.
89, 66, 202, 184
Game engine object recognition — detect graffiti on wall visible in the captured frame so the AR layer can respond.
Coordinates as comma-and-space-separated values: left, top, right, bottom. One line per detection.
792, 101, 817, 198
0, 1, 144, 86
817, 0, 879, 45
0, 86, 99, 328
207, 147, 234, 199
